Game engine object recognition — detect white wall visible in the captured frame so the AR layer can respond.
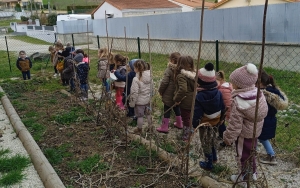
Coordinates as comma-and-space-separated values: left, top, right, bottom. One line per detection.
168, 0, 193, 12
123, 8, 182, 17
216, 0, 287, 9
93, 2, 123, 19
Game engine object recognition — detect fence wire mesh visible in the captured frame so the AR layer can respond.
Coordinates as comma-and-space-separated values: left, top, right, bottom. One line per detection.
1, 32, 300, 187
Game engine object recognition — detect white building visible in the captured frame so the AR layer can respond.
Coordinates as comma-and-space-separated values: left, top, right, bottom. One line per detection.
92, 0, 182, 19
169, 0, 215, 12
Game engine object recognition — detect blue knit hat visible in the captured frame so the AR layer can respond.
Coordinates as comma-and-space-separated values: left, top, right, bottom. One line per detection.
129, 59, 138, 71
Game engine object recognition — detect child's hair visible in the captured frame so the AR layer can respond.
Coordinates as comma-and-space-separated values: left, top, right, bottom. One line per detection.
114, 54, 128, 66
174, 56, 194, 79
55, 42, 63, 50
98, 48, 108, 58
84, 53, 88, 58
169, 52, 181, 64
216, 71, 225, 81
144, 62, 150, 70
134, 60, 147, 80
75, 49, 84, 55
48, 46, 55, 52
66, 42, 71, 47
261, 70, 276, 88
19, 50, 26, 55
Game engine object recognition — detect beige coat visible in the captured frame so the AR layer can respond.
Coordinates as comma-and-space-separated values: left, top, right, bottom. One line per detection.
97, 58, 109, 79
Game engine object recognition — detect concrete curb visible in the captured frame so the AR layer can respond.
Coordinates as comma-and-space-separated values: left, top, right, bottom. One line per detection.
0, 86, 65, 188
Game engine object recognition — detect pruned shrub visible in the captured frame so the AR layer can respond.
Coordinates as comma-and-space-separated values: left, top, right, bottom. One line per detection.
47, 13, 57, 26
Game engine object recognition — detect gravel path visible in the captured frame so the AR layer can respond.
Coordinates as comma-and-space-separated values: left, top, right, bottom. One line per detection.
0, 102, 45, 188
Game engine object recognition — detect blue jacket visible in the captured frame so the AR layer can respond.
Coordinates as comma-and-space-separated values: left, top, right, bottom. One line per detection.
258, 86, 285, 140
76, 62, 89, 84
192, 88, 225, 128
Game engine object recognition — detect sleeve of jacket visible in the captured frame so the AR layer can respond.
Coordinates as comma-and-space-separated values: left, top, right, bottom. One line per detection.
63, 60, 73, 73
223, 100, 243, 145
114, 70, 127, 81
129, 78, 139, 107
192, 96, 204, 128
28, 58, 33, 68
16, 59, 21, 70
158, 69, 170, 94
173, 75, 186, 102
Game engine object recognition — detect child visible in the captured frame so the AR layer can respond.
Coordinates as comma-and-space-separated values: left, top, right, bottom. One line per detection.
216, 71, 233, 147
258, 70, 288, 165
48, 46, 58, 77
114, 59, 139, 118
192, 63, 225, 171
16, 50, 32, 80
75, 53, 89, 101
113, 54, 128, 110
83, 53, 90, 64
223, 63, 268, 184
157, 52, 182, 133
173, 56, 196, 141
97, 48, 110, 92
62, 50, 77, 92
129, 60, 153, 134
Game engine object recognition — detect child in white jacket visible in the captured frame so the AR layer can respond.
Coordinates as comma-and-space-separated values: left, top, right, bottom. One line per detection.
129, 60, 153, 134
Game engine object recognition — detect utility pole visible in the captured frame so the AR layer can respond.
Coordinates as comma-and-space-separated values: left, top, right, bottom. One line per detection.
48, 0, 51, 13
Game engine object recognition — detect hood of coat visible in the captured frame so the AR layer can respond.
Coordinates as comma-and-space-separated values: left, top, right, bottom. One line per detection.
234, 88, 267, 122
180, 69, 196, 80
75, 62, 86, 67
262, 86, 288, 110
167, 62, 177, 70
138, 70, 151, 84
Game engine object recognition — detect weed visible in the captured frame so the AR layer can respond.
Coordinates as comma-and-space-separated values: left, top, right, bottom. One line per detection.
54, 107, 84, 125
0, 149, 10, 157
0, 92, 5, 98
129, 141, 158, 159
43, 144, 72, 166
136, 165, 147, 174
0, 170, 24, 186
77, 154, 109, 174
211, 164, 230, 175
160, 142, 176, 154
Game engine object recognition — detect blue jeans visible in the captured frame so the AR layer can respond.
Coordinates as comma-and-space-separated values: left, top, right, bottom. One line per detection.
80, 84, 88, 98
22, 71, 31, 80
259, 139, 275, 156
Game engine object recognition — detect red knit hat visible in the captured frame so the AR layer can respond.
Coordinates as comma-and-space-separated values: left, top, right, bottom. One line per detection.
230, 63, 258, 89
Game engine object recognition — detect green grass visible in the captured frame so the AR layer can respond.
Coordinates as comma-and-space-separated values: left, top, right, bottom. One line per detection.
44, 143, 73, 166
23, 118, 46, 141
0, 19, 19, 27
0, 151, 31, 187
53, 106, 85, 125
42, 0, 103, 10
129, 141, 158, 160
11, 36, 52, 45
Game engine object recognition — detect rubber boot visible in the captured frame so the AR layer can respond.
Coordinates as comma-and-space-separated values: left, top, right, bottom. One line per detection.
212, 147, 217, 163
174, 116, 183, 129
156, 118, 169, 133
199, 153, 213, 171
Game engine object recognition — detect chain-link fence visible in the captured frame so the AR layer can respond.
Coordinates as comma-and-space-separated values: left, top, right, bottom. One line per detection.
1, 32, 300, 187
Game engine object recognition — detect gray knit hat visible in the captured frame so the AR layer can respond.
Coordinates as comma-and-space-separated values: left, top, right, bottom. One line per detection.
73, 53, 83, 62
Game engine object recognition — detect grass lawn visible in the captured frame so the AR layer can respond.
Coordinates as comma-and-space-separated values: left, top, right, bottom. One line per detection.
0, 19, 19, 27
42, 0, 103, 10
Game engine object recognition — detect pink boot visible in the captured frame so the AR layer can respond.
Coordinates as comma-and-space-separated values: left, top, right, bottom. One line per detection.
174, 116, 183, 129
156, 118, 169, 133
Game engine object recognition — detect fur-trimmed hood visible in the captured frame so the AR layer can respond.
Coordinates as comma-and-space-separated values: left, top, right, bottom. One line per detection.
167, 62, 177, 70
262, 86, 288, 110
180, 69, 196, 80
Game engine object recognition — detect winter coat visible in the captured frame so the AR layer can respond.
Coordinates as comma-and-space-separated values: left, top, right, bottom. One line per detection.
218, 81, 233, 120
76, 62, 89, 84
62, 56, 75, 80
192, 88, 225, 128
16, 57, 32, 72
114, 65, 126, 88
83, 57, 90, 64
129, 70, 152, 107
52, 51, 59, 66
173, 69, 196, 110
158, 63, 177, 107
223, 87, 268, 145
97, 58, 109, 79
258, 86, 288, 140
114, 69, 136, 96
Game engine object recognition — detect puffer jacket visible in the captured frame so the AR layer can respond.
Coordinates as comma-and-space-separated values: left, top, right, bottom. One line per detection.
97, 58, 109, 79
114, 65, 126, 88
129, 70, 152, 107
173, 69, 196, 110
218, 81, 233, 120
16, 57, 32, 72
76, 62, 89, 84
158, 63, 177, 107
258, 86, 288, 140
223, 87, 268, 145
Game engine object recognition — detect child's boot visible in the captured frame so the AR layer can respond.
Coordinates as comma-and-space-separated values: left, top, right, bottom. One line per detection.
156, 118, 169, 133
212, 147, 217, 163
199, 153, 213, 171
174, 116, 183, 129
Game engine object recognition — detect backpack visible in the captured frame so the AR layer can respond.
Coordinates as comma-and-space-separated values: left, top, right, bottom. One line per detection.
56, 58, 64, 72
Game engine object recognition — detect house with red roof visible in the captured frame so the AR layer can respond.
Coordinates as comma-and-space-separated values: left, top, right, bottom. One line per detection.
169, 0, 215, 12
92, 0, 182, 19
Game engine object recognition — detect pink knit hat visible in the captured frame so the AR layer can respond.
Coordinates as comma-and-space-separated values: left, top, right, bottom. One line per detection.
230, 63, 258, 89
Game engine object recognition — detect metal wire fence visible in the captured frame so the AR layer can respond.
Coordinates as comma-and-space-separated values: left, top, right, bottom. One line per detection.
1, 32, 300, 187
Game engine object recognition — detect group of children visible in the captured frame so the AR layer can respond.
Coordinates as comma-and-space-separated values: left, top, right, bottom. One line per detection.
17, 45, 288, 185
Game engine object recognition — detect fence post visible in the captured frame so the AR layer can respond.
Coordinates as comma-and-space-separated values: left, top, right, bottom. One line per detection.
5, 36, 12, 72
216, 40, 219, 72
54, 33, 57, 42
97, 35, 100, 49
137, 37, 141, 59
72, 34, 75, 49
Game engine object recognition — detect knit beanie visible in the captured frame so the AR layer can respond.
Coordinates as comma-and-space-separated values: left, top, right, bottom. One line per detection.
73, 53, 84, 63
229, 63, 258, 89
129, 59, 138, 71
197, 62, 217, 89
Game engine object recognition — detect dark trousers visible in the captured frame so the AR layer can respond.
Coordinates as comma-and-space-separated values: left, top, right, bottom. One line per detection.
164, 104, 180, 118
218, 121, 226, 139
80, 83, 88, 98
180, 108, 191, 127
54, 66, 58, 74
22, 71, 30, 80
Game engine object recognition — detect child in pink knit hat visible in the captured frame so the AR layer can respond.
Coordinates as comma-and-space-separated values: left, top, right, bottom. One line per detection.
223, 63, 268, 185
